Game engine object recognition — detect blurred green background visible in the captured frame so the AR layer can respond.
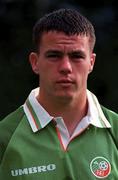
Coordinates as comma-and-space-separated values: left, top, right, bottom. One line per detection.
0, 0, 118, 119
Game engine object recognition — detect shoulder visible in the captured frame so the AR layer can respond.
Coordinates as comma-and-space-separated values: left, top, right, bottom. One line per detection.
0, 106, 25, 162
101, 106, 118, 124
0, 106, 24, 131
101, 106, 118, 147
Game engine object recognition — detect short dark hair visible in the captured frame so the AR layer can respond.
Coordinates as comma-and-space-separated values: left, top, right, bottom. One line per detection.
33, 8, 96, 52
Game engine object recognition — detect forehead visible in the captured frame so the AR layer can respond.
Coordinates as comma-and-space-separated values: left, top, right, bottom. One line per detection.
39, 31, 90, 51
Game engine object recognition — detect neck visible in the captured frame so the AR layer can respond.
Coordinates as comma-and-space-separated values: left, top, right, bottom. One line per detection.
37, 90, 88, 136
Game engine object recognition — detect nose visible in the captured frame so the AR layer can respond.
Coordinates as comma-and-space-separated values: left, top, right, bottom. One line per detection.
58, 56, 72, 75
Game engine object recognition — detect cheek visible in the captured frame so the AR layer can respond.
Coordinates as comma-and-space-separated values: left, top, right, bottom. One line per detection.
38, 62, 47, 75
76, 64, 89, 75
75, 65, 90, 83
39, 65, 54, 81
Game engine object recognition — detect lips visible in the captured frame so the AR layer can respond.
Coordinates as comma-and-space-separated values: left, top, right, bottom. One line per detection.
57, 80, 73, 83
56, 79, 75, 85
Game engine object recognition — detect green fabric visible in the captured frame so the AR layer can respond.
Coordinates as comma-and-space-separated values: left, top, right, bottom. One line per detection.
0, 106, 118, 179
0, 107, 24, 163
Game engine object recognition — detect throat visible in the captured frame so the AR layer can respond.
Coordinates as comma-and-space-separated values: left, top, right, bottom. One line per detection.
63, 106, 88, 137
37, 91, 88, 136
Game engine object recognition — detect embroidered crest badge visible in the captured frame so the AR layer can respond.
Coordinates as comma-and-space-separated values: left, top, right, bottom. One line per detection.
90, 156, 111, 178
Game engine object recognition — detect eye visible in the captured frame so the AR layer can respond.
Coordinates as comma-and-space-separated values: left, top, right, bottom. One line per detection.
45, 51, 62, 61
69, 52, 85, 61
46, 53, 60, 58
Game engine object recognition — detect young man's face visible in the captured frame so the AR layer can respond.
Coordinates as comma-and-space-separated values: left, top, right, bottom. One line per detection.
30, 31, 96, 102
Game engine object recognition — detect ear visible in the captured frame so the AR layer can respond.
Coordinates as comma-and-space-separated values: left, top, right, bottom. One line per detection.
29, 52, 39, 74
89, 53, 96, 73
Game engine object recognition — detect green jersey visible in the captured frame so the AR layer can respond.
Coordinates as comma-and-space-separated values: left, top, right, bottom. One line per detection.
0, 89, 118, 179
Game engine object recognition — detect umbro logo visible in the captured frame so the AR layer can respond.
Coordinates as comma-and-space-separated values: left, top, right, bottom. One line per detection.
11, 164, 56, 176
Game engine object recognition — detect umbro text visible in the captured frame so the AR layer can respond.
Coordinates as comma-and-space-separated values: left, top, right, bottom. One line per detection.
11, 164, 56, 176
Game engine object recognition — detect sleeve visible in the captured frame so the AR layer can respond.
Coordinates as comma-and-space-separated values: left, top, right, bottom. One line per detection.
0, 107, 24, 164
102, 106, 118, 149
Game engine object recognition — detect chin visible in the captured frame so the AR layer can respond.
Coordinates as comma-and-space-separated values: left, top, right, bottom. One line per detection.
56, 93, 73, 101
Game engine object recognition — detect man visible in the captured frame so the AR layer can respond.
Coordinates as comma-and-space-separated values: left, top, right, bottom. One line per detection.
0, 8, 118, 179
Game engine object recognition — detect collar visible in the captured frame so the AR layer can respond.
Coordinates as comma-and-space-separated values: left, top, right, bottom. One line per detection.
23, 88, 111, 133
23, 88, 53, 132
87, 90, 111, 128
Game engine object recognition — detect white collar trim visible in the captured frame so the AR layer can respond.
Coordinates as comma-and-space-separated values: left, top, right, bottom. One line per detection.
23, 88, 111, 133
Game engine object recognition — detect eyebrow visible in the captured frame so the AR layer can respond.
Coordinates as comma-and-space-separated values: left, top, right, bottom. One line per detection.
45, 50, 63, 56
68, 50, 86, 57
45, 49, 86, 58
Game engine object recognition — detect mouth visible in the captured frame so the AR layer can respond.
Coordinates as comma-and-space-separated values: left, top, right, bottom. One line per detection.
56, 79, 75, 87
